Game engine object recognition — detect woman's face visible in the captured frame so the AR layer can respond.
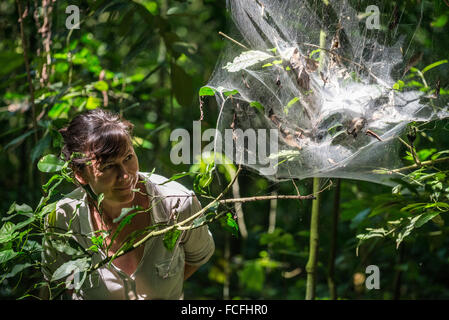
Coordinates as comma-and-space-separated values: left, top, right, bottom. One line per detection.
77, 141, 140, 206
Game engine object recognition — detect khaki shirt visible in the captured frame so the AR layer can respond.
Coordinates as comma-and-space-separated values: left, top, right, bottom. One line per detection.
41, 172, 215, 300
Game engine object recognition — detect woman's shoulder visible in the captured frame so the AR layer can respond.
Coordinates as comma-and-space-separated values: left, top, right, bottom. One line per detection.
138, 172, 197, 222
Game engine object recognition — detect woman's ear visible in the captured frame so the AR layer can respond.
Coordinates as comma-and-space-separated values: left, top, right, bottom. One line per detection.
74, 169, 88, 186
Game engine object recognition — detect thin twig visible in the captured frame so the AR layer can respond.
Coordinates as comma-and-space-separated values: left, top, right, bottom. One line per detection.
219, 193, 315, 204
388, 156, 449, 174
152, 192, 317, 203
218, 31, 249, 50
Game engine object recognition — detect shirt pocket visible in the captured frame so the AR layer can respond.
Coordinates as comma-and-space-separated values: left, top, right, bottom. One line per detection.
155, 249, 184, 279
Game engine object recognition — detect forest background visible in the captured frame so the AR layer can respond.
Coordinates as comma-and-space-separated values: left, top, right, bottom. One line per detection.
1, 0, 449, 300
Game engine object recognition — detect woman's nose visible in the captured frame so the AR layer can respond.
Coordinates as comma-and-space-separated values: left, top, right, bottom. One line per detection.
117, 164, 130, 180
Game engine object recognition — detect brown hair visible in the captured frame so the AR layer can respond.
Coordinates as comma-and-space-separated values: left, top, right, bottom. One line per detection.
59, 108, 134, 172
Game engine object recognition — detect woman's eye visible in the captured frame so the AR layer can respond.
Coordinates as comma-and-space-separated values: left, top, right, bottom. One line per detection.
125, 154, 133, 161
102, 164, 113, 171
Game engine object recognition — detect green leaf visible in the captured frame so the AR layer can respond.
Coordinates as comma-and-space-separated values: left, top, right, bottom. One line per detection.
393, 80, 405, 91
283, 97, 299, 115
160, 172, 191, 185
144, 122, 156, 130
86, 96, 101, 110
356, 228, 389, 241
48, 102, 70, 119
221, 213, 239, 237
249, 101, 264, 112
0, 222, 19, 244
417, 148, 437, 161
199, 86, 216, 97
431, 15, 448, 28
112, 206, 139, 224
309, 49, 321, 59
193, 169, 214, 195
37, 154, 65, 173
7, 202, 33, 215
51, 257, 90, 282
223, 89, 239, 97
50, 239, 85, 256
132, 136, 153, 150
97, 193, 105, 208
431, 150, 449, 160
42, 174, 62, 193
1, 263, 33, 280
163, 228, 182, 251
94, 80, 109, 91
192, 215, 206, 228
421, 60, 448, 74
223, 50, 273, 72
88, 245, 99, 252
91, 235, 104, 247
13, 217, 35, 231
207, 201, 219, 214
415, 212, 443, 228
400, 203, 427, 213
0, 249, 19, 264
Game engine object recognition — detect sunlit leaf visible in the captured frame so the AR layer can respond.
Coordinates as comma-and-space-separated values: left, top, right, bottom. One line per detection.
86, 96, 101, 109
421, 60, 448, 74
1, 263, 33, 280
430, 15, 448, 28
50, 239, 85, 256
249, 101, 264, 112
132, 136, 153, 150
163, 228, 181, 251
0, 249, 19, 264
220, 213, 239, 237
223, 50, 273, 72
37, 154, 65, 173
51, 257, 90, 282
199, 86, 215, 97
160, 172, 191, 185
48, 102, 70, 119
0, 222, 19, 244
94, 80, 109, 91
112, 206, 139, 224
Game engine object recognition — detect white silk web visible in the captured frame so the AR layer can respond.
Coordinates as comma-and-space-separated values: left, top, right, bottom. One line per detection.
204, 0, 449, 185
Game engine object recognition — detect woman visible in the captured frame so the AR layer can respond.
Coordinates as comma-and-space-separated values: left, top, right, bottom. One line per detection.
41, 108, 215, 300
